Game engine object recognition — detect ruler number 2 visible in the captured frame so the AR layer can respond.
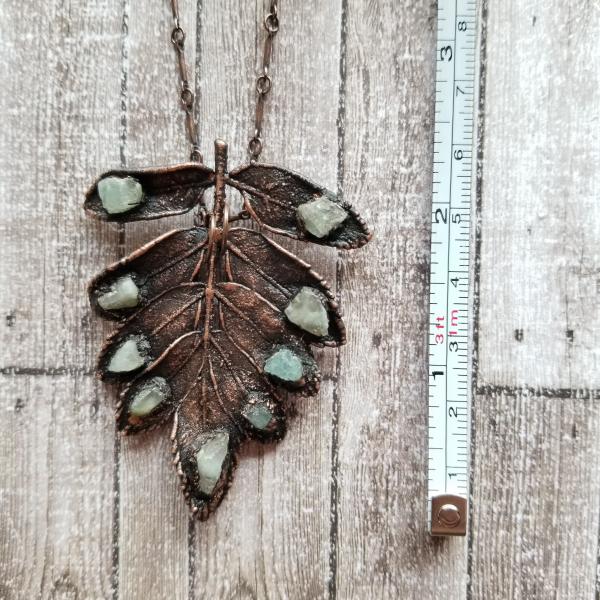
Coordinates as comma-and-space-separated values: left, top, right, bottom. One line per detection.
434, 208, 447, 224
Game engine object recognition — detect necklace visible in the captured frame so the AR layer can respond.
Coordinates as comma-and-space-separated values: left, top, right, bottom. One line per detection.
85, 1, 371, 520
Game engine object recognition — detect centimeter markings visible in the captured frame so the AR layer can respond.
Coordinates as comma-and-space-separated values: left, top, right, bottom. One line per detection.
428, 0, 476, 515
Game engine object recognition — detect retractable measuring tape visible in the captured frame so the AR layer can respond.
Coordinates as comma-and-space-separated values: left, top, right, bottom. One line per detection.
427, 0, 477, 536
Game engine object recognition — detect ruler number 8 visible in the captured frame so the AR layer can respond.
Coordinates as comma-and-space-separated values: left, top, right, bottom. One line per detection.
458, 21, 468, 32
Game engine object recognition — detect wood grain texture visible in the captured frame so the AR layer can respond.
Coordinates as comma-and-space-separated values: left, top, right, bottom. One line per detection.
335, 1, 467, 598
0, 0, 123, 370
0, 0, 599, 599
470, 389, 600, 600
477, 0, 600, 389
0, 374, 114, 599
0, 1, 122, 598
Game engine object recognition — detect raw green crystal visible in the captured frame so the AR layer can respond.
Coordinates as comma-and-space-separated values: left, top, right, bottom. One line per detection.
196, 431, 229, 496
98, 176, 144, 214
107, 337, 146, 373
296, 196, 348, 238
264, 348, 303, 383
284, 287, 329, 336
129, 377, 169, 417
242, 397, 274, 430
97, 275, 140, 310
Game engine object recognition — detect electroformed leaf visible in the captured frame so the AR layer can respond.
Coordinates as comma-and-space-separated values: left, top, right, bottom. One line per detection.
87, 148, 371, 519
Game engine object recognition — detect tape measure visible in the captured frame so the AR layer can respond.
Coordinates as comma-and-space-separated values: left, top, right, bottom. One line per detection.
427, 0, 477, 536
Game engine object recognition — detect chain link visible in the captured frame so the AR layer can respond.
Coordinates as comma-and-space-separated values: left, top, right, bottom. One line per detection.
169, 0, 279, 163
248, 0, 279, 161
170, 0, 202, 162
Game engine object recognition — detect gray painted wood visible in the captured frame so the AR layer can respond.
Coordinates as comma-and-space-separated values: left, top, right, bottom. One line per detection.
0, 374, 115, 599
470, 389, 600, 600
0, 1, 599, 599
335, 1, 468, 598
477, 0, 600, 390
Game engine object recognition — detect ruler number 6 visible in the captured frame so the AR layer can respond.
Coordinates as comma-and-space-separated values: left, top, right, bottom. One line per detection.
439, 46, 453, 61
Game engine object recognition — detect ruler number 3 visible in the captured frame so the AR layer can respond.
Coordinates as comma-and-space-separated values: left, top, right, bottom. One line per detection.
439, 46, 453, 61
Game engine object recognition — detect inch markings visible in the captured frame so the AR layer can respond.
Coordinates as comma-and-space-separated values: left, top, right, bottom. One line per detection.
428, 0, 476, 536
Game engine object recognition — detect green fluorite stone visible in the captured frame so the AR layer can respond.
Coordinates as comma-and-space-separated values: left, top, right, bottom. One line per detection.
97, 275, 140, 310
98, 176, 144, 214
284, 287, 329, 336
243, 398, 273, 430
129, 377, 169, 417
196, 431, 229, 496
264, 348, 303, 383
297, 197, 348, 238
107, 337, 146, 373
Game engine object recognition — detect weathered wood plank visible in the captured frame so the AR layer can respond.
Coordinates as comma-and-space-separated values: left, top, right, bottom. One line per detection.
0, 0, 123, 370
113, 0, 198, 597
334, 1, 468, 598
0, 1, 122, 599
190, 1, 340, 598
469, 390, 600, 599
0, 374, 114, 599
470, 2, 600, 598
477, 0, 600, 389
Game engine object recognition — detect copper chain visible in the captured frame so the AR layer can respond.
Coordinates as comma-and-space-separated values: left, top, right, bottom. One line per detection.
248, 0, 279, 160
169, 0, 279, 164
170, 0, 202, 163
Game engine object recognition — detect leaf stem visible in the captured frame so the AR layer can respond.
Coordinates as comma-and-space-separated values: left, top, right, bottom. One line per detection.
213, 139, 228, 224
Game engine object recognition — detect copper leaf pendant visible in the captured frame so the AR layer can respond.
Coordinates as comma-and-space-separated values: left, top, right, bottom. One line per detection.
85, 140, 371, 520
